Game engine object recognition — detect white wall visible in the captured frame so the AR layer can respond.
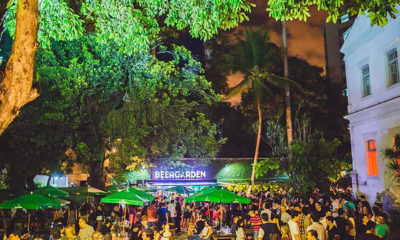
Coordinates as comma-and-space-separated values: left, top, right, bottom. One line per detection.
342, 14, 400, 203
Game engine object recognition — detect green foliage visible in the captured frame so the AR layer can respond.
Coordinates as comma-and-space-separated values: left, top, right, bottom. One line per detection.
5, 0, 84, 47
122, 169, 151, 185
384, 133, 400, 182
227, 182, 284, 195
5, 0, 253, 53
104, 46, 225, 183
138, 0, 254, 40
264, 120, 288, 157
266, 0, 399, 27
254, 158, 280, 179
81, 0, 159, 55
287, 132, 343, 196
216, 162, 252, 182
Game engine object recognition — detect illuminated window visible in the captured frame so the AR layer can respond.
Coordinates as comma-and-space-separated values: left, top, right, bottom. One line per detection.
361, 65, 371, 97
366, 140, 379, 176
387, 49, 399, 86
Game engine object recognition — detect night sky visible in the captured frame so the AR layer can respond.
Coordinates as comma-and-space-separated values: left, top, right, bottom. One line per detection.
227, 2, 328, 105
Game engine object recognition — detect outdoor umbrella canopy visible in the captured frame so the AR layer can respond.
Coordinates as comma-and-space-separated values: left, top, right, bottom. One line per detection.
61, 186, 107, 196
186, 188, 250, 204
101, 187, 154, 206
128, 187, 155, 201
165, 186, 194, 194
0, 193, 62, 210
101, 190, 147, 206
185, 187, 216, 203
33, 185, 69, 198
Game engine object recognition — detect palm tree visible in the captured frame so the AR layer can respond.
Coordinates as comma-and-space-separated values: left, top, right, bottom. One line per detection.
226, 28, 298, 190
281, 20, 293, 148
384, 133, 400, 181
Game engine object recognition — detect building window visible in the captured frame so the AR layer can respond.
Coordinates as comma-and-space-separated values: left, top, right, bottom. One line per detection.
366, 140, 379, 176
361, 65, 371, 97
387, 49, 399, 86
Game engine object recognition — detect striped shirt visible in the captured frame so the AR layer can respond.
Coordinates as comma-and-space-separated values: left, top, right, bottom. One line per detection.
249, 215, 262, 232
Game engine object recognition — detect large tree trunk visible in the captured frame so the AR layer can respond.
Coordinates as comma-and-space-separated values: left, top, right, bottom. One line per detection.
87, 160, 106, 190
249, 98, 262, 195
282, 20, 293, 148
0, 0, 39, 135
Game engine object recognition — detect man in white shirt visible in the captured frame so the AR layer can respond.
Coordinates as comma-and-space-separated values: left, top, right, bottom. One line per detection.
167, 200, 177, 225
260, 202, 272, 221
307, 212, 327, 240
288, 211, 301, 240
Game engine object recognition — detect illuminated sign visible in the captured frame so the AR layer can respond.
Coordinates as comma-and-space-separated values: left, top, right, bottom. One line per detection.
152, 169, 207, 180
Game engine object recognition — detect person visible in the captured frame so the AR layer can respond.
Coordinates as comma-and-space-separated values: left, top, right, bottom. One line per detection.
147, 202, 157, 228
142, 228, 154, 240
167, 201, 176, 226
249, 210, 262, 240
231, 216, 241, 235
307, 213, 326, 240
314, 203, 324, 221
280, 224, 290, 240
260, 202, 272, 222
346, 210, 356, 239
342, 196, 355, 212
92, 231, 104, 240
62, 223, 79, 240
50, 226, 63, 240
157, 203, 168, 229
280, 206, 291, 224
307, 230, 319, 240
130, 222, 142, 240
356, 221, 379, 240
195, 216, 206, 235
99, 222, 112, 240
235, 219, 245, 240
8, 231, 21, 240
175, 198, 182, 233
183, 204, 191, 230
375, 213, 390, 240
160, 224, 172, 240
288, 211, 301, 240
192, 220, 213, 240
20, 228, 31, 240
356, 213, 369, 236
299, 207, 308, 240
326, 216, 339, 240
78, 217, 94, 240
257, 212, 280, 240
334, 209, 347, 240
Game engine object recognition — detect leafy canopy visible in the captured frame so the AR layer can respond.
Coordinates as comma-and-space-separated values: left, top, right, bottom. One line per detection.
5, 0, 254, 55
266, 0, 400, 26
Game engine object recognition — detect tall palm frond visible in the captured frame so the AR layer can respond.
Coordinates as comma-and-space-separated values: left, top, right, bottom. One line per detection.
384, 133, 400, 181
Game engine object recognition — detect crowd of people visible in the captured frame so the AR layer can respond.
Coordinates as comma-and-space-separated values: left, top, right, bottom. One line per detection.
0, 188, 394, 240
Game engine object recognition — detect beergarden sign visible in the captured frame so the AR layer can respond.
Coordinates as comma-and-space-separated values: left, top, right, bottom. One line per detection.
152, 169, 208, 180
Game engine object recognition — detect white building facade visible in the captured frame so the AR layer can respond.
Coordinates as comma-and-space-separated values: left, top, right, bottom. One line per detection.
341, 13, 400, 203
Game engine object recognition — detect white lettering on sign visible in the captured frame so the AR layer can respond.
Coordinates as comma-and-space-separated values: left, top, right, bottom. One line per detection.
154, 170, 207, 179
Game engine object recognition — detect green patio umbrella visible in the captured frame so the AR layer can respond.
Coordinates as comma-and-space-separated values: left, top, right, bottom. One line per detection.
185, 187, 216, 203
34, 185, 69, 198
186, 189, 250, 204
0, 193, 62, 210
101, 190, 147, 206
101, 187, 154, 205
165, 186, 194, 194
127, 187, 155, 201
